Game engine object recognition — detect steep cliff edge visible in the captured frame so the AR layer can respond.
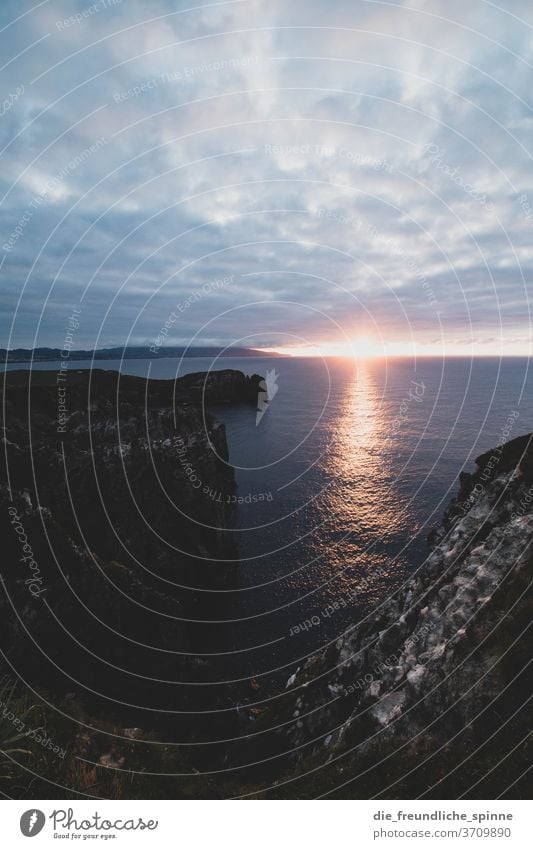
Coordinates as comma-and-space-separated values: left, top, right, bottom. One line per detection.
2, 377, 531, 798
2, 368, 262, 567
264, 434, 533, 798
0, 369, 261, 722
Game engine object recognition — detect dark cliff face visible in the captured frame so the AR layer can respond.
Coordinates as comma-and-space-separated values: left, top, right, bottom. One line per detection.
2, 368, 262, 564
1, 375, 531, 798
0, 368, 260, 722
260, 434, 533, 799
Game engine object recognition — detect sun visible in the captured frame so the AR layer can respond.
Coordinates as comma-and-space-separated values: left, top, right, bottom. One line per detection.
261, 337, 387, 358
348, 336, 381, 359
315, 336, 382, 358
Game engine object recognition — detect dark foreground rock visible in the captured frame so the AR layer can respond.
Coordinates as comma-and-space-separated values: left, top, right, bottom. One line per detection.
0, 369, 261, 741
1, 375, 531, 798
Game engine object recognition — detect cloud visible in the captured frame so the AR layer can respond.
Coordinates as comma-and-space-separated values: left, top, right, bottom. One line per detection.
1, 0, 532, 354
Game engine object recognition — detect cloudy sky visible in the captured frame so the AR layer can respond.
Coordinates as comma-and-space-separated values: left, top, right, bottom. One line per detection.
1, 0, 532, 356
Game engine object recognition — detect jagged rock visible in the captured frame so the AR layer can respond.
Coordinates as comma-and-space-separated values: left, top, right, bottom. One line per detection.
272, 433, 533, 797
0, 368, 261, 720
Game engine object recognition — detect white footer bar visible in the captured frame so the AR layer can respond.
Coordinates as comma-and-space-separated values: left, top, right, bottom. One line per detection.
2, 799, 530, 847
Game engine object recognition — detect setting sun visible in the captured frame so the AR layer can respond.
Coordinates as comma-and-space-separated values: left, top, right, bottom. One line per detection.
313, 337, 383, 358
260, 337, 426, 358
262, 337, 386, 358
347, 336, 382, 359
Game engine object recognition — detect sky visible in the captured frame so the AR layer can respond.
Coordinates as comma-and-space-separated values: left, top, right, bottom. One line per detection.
1, 0, 532, 357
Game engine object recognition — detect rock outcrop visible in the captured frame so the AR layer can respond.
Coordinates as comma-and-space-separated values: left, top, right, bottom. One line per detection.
1, 375, 531, 798
264, 433, 533, 798
0, 368, 261, 725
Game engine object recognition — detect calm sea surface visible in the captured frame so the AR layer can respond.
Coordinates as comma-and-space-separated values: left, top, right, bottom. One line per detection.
6, 356, 532, 681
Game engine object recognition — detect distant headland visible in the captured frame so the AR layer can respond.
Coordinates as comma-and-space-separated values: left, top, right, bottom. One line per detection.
0, 345, 278, 364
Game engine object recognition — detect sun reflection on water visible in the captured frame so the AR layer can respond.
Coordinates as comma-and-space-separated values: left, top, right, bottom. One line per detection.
323, 360, 413, 548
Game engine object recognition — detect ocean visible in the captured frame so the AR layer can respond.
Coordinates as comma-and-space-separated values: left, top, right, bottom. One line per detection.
5, 355, 532, 684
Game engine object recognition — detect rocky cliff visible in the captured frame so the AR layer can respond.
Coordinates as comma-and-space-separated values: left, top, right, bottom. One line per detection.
261, 433, 533, 798
1, 378, 531, 799
0, 368, 262, 732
